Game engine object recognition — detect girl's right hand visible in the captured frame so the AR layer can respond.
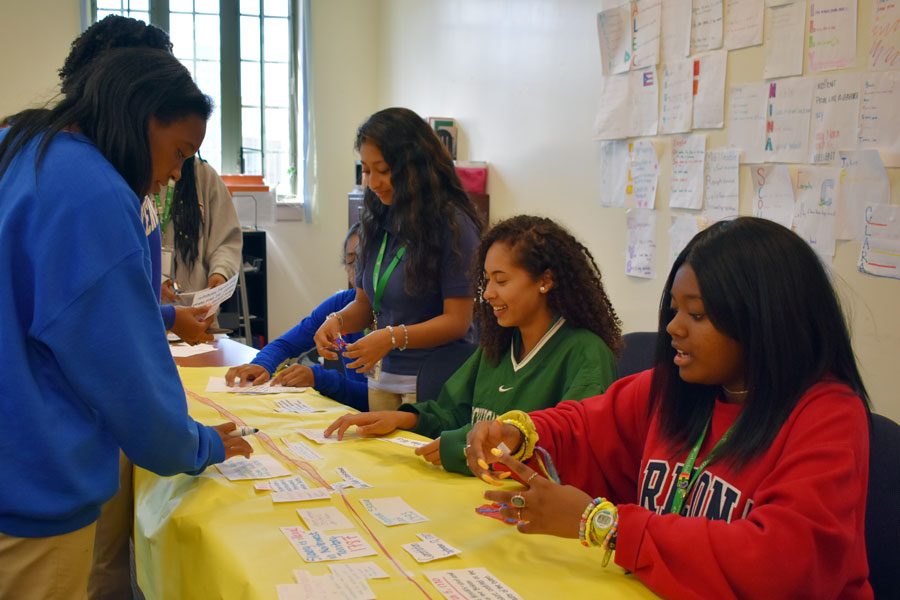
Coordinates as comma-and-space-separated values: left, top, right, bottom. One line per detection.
313, 317, 343, 360
224, 363, 270, 386
323, 411, 418, 440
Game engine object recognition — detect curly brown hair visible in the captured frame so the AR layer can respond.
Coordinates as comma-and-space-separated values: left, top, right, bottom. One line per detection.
475, 215, 623, 364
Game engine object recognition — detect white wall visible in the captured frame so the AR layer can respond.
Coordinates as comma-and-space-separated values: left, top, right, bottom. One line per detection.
371, 0, 900, 421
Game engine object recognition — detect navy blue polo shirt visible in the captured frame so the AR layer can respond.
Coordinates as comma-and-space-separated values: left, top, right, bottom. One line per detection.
356, 208, 480, 376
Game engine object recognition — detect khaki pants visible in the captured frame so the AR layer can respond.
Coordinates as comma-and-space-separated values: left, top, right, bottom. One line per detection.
0, 522, 97, 600
368, 388, 417, 411
87, 453, 134, 600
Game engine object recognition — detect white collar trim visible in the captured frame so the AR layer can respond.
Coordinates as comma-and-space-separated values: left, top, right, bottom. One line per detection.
510, 317, 565, 372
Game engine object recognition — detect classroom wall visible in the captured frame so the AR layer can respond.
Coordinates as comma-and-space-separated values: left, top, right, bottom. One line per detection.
371, 0, 900, 421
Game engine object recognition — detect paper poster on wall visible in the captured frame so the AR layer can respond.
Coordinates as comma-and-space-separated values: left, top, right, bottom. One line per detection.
807, 0, 858, 72
858, 71, 900, 167
692, 50, 727, 129
626, 208, 657, 278
660, 0, 693, 63
725, 0, 764, 49
691, 0, 724, 53
859, 203, 900, 280
765, 77, 814, 163
627, 140, 660, 209
835, 150, 890, 241
752, 164, 795, 228
809, 73, 861, 164
599, 140, 629, 207
670, 134, 707, 209
660, 59, 694, 134
727, 82, 768, 163
670, 215, 702, 264
763, 1, 805, 79
702, 148, 741, 224
597, 3, 632, 75
869, 0, 900, 70
632, 0, 662, 69
793, 166, 840, 259
594, 68, 659, 139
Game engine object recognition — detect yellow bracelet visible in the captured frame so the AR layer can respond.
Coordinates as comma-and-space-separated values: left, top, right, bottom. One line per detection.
585, 501, 617, 547
498, 410, 538, 461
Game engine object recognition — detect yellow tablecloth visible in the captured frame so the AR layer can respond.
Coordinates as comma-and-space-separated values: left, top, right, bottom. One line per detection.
134, 367, 657, 599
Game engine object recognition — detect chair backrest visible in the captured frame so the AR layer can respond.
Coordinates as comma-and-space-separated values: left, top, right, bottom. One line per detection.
416, 342, 478, 401
866, 412, 900, 600
616, 331, 657, 379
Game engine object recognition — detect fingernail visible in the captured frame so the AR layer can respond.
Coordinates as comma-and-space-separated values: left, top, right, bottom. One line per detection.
497, 471, 512, 479
477, 459, 489, 470
490, 447, 503, 457
480, 473, 498, 485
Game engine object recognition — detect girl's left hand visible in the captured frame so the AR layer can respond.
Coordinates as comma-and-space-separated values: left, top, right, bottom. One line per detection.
208, 273, 227, 288
414, 438, 442, 465
482, 450, 592, 538
343, 329, 393, 373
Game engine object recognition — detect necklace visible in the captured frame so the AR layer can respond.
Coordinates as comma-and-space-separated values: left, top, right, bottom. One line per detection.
669, 418, 736, 515
722, 385, 749, 395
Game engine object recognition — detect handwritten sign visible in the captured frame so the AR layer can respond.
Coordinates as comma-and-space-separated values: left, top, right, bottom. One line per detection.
808, 0, 858, 72
425, 568, 522, 600
809, 74, 861, 164
626, 208, 657, 279
627, 140, 659, 209
281, 527, 376, 562
215, 455, 290, 481
859, 204, 900, 280
793, 166, 840, 259
869, 0, 900, 69
360, 497, 428, 526
752, 164, 795, 228
670, 134, 707, 209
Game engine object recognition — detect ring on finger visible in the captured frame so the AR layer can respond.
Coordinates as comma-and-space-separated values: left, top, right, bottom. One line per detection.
510, 494, 526, 508
526, 472, 539, 485
517, 508, 523, 521
463, 444, 471, 457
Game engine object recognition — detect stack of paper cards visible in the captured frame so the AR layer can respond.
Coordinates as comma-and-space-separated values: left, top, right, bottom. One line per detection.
206, 377, 308, 395
426, 568, 522, 600
274, 398, 325, 414
297, 507, 354, 531
360, 497, 428, 526
281, 438, 324, 461
215, 455, 290, 480
402, 533, 461, 563
280, 527, 376, 562
376, 436, 428, 449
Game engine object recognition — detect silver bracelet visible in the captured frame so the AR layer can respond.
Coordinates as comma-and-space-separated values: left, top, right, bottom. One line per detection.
398, 323, 409, 351
386, 325, 397, 349
326, 312, 344, 329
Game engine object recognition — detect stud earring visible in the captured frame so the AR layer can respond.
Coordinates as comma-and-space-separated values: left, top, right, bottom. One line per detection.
539, 286, 546, 293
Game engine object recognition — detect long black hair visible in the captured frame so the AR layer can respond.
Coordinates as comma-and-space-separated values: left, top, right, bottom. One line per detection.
0, 48, 212, 199
354, 107, 482, 295
649, 217, 869, 467
171, 156, 202, 269
474, 215, 623, 364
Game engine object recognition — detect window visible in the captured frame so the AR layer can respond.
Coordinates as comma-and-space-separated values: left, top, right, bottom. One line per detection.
92, 0, 302, 197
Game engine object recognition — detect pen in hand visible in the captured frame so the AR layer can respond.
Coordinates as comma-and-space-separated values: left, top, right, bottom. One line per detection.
228, 426, 259, 438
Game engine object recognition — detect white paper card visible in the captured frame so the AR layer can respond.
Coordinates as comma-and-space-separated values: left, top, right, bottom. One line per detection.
670, 215, 702, 264
809, 73, 861, 164
869, 0, 900, 70
627, 140, 659, 209
334, 467, 372, 489
660, 0, 692, 63
215, 455, 290, 480
425, 568, 522, 600
599, 140, 629, 207
282, 438, 325, 461
858, 71, 900, 167
275, 398, 325, 413
594, 68, 659, 139
288, 569, 375, 600
660, 59, 694, 134
632, 0, 662, 69
375, 436, 428, 449
360, 497, 428, 526
190, 273, 238, 318
255, 476, 310, 492
752, 164, 795, 228
281, 527, 376, 562
403, 533, 462, 563
692, 51, 727, 130
273, 488, 333, 503
859, 204, 900, 279
169, 343, 216, 357
702, 148, 741, 224
297, 428, 355, 444
691, 0, 724, 53
670, 134, 707, 209
206, 376, 308, 395
836, 150, 890, 240
765, 77, 814, 163
727, 82, 768, 163
596, 3, 632, 75
763, 1, 805, 79
725, 0, 764, 49
297, 507, 355, 532
793, 166, 840, 259
329, 562, 390, 580
807, 0, 857, 72
626, 208, 657, 279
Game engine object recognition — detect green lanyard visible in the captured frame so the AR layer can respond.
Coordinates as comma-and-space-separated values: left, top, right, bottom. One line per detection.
371, 232, 406, 319
669, 418, 736, 516
152, 184, 174, 233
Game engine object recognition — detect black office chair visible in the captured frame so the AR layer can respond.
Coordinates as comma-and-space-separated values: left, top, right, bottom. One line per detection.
616, 331, 657, 379
416, 342, 477, 401
866, 412, 900, 600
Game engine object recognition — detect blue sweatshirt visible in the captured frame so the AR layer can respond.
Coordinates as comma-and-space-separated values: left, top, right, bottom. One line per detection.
251, 289, 368, 412
0, 130, 225, 538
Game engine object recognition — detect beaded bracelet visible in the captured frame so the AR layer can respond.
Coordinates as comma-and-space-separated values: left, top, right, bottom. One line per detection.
497, 410, 538, 461
326, 312, 344, 329
600, 518, 619, 567
578, 498, 605, 547
586, 502, 617, 546
386, 325, 397, 349
398, 323, 409, 351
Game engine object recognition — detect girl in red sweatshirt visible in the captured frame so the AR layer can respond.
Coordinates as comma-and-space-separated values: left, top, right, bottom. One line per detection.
467, 217, 872, 599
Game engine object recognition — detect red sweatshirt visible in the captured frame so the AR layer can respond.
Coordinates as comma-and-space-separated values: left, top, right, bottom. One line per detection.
529, 369, 871, 600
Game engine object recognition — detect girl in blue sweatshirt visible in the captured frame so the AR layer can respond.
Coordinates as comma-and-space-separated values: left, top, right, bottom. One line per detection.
0, 48, 251, 598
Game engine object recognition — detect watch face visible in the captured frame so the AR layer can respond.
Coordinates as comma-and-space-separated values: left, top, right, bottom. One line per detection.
592, 508, 615, 532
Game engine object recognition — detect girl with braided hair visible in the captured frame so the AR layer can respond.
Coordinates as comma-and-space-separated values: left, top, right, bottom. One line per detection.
325, 215, 622, 475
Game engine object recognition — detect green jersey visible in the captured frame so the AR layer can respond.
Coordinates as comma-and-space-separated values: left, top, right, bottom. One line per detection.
401, 318, 617, 474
